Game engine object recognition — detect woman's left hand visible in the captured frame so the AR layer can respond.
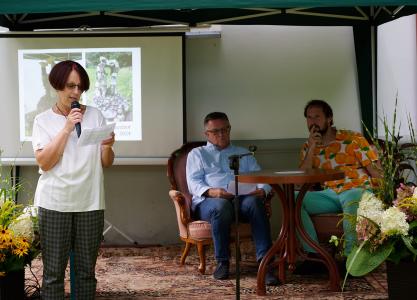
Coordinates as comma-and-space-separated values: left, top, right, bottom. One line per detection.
101, 132, 115, 147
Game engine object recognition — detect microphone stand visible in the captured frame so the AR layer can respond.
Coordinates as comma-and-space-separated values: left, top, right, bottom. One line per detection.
228, 146, 257, 300
229, 155, 241, 300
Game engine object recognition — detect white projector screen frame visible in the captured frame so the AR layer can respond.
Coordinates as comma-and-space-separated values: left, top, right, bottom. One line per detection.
0, 33, 184, 165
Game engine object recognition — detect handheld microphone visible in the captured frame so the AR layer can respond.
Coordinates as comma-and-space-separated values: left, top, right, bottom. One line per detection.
71, 101, 81, 138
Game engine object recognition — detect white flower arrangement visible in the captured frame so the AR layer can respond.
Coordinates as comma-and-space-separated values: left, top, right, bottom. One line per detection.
357, 191, 385, 224
346, 184, 417, 278
346, 101, 417, 279
8, 208, 37, 243
380, 207, 409, 237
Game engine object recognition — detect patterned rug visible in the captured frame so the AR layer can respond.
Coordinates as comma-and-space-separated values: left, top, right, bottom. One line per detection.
25, 242, 388, 299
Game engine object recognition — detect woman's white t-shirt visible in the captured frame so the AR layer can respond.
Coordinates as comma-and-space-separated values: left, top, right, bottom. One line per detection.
32, 106, 106, 212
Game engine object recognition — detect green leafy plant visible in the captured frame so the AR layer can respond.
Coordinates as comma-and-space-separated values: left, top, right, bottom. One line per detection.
345, 101, 417, 281
367, 106, 417, 204
0, 150, 40, 277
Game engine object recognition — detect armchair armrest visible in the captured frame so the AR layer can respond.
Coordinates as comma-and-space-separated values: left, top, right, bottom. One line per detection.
169, 190, 192, 226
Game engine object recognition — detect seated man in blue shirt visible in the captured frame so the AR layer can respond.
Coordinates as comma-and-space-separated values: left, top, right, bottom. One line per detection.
186, 112, 278, 285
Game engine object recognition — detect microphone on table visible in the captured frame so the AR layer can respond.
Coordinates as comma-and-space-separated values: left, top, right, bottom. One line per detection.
228, 145, 257, 161
229, 145, 257, 172
71, 101, 81, 138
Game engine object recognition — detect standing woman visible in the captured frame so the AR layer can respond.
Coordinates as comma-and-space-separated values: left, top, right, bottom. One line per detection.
32, 60, 115, 299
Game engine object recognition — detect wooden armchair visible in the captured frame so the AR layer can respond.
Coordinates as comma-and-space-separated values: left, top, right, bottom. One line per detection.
310, 214, 343, 244
167, 142, 272, 274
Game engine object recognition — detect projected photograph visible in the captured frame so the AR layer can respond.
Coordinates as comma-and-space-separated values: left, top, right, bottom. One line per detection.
18, 48, 141, 141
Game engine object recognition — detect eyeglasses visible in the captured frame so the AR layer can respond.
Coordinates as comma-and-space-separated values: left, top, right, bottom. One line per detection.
65, 83, 83, 91
206, 126, 231, 136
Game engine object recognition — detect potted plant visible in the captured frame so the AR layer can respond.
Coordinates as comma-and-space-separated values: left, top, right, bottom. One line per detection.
0, 151, 40, 300
345, 103, 417, 299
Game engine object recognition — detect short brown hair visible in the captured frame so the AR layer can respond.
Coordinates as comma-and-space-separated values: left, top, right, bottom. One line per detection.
48, 60, 90, 92
204, 112, 229, 126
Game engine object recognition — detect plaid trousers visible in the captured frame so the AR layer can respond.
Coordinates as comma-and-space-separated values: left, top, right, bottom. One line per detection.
39, 207, 104, 300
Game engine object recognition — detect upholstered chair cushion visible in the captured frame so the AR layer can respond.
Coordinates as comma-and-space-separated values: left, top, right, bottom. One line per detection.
188, 220, 212, 240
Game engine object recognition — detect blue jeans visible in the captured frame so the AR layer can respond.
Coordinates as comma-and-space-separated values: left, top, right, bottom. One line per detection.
194, 195, 272, 263
298, 188, 364, 255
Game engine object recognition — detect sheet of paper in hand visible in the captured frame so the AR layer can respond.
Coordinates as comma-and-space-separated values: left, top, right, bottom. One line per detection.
226, 180, 257, 196
77, 123, 116, 146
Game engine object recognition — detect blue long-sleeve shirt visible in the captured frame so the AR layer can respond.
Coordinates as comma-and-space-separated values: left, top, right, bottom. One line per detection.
186, 142, 271, 210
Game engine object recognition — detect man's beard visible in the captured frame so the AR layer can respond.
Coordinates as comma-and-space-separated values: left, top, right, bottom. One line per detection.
318, 124, 329, 135
310, 123, 330, 135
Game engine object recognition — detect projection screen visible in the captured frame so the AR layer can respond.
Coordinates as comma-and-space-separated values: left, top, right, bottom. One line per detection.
0, 33, 184, 165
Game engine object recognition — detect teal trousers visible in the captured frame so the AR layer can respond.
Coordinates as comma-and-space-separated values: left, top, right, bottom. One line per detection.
297, 188, 364, 255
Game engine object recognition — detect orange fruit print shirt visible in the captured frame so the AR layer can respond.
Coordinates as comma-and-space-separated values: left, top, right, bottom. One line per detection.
300, 129, 378, 193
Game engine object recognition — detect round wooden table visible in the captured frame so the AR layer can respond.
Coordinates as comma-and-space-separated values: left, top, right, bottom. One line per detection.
238, 169, 345, 296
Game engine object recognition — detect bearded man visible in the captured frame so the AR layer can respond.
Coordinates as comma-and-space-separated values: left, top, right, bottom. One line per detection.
299, 100, 380, 258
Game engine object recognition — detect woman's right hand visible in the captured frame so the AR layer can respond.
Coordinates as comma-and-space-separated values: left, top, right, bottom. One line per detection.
64, 107, 83, 134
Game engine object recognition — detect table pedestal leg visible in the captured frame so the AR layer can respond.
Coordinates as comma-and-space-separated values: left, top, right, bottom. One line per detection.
294, 184, 341, 292
256, 184, 288, 296
256, 183, 341, 296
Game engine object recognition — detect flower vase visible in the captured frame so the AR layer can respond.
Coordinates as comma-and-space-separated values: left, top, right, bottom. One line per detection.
386, 260, 417, 299
0, 269, 25, 300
